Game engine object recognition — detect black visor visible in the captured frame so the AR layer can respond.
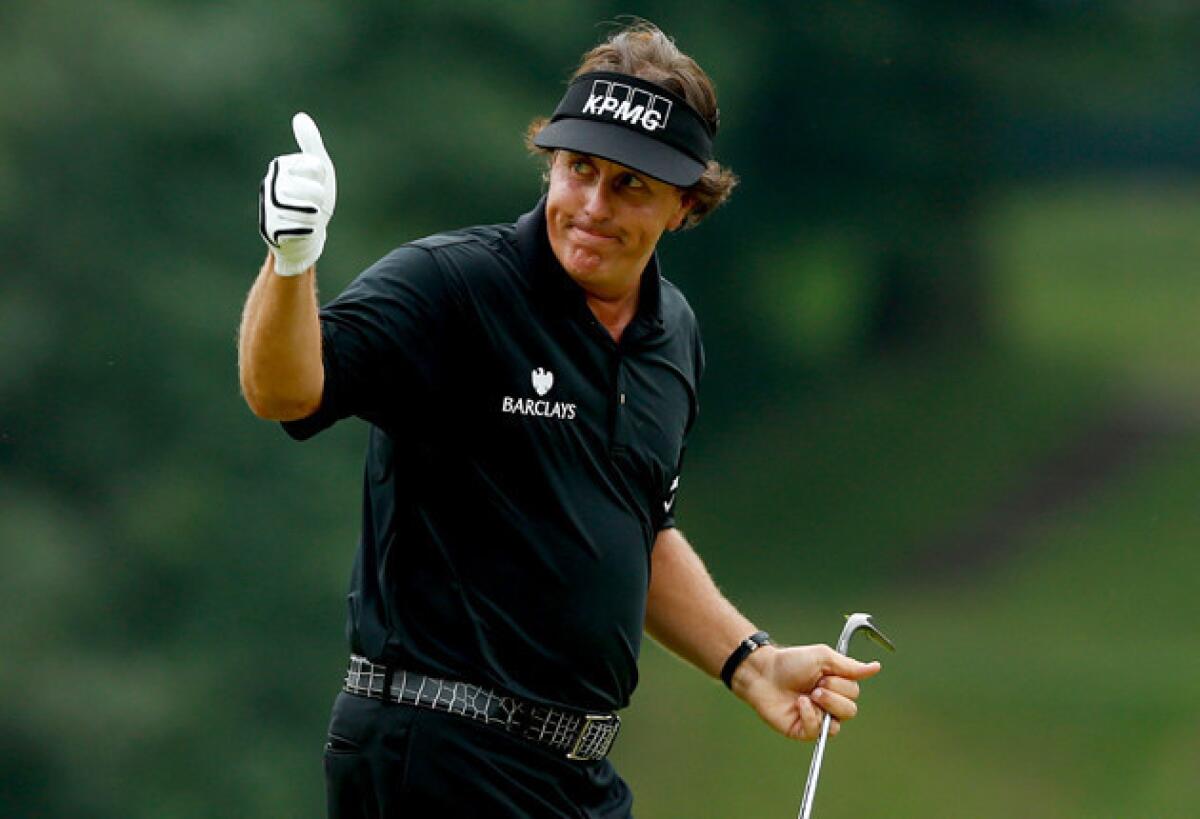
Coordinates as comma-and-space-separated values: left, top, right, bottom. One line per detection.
533, 72, 715, 186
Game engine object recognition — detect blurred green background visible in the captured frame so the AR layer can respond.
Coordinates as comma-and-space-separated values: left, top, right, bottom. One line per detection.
3, 1, 1199, 816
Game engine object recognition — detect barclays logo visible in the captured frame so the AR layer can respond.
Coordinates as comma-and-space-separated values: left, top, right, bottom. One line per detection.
531, 367, 554, 396
500, 366, 576, 420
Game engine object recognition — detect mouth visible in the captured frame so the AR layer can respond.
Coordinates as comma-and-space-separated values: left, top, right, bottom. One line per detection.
568, 223, 620, 245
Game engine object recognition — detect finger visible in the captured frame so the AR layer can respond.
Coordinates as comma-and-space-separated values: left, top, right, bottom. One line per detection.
276, 176, 325, 206
811, 686, 858, 722
276, 229, 315, 246
795, 695, 822, 740
273, 224, 317, 245
278, 154, 326, 184
828, 717, 841, 737
823, 648, 882, 680
292, 112, 330, 161
817, 676, 861, 700
272, 212, 318, 232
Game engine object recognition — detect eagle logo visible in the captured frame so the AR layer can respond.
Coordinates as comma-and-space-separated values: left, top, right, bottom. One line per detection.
531, 367, 554, 397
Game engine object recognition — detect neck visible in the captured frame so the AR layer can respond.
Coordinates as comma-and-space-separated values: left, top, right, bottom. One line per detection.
585, 287, 639, 343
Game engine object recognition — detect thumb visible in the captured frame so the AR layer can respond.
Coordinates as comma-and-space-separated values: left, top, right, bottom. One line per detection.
292, 112, 330, 161
825, 649, 882, 680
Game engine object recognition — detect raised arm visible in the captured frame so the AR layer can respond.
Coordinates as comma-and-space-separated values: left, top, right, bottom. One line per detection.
645, 527, 881, 740
238, 255, 323, 420
237, 113, 337, 420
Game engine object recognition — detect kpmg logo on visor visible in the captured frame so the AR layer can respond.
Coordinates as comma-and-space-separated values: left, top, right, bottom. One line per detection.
582, 80, 672, 132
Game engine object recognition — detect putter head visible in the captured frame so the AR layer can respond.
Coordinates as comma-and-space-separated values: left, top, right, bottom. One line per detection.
837, 612, 896, 655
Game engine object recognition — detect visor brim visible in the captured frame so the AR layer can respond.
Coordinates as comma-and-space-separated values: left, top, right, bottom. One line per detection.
533, 119, 705, 187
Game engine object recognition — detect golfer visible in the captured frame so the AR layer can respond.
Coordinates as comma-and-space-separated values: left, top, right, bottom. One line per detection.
239, 22, 880, 818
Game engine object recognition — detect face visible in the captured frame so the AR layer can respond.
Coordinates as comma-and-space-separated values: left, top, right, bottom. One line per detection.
545, 151, 692, 300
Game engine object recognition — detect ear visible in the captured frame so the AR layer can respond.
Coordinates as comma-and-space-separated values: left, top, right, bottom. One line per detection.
667, 192, 695, 232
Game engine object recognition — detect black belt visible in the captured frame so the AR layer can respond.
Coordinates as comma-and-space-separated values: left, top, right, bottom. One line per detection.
342, 655, 621, 762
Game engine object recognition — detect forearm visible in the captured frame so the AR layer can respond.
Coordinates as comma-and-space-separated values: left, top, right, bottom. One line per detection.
645, 531, 881, 741
237, 252, 324, 420
644, 527, 761, 680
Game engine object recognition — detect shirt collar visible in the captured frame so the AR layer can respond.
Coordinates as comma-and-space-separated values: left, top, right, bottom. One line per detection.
515, 196, 666, 331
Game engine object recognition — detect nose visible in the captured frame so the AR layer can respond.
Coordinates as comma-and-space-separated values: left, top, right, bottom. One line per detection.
582, 177, 614, 221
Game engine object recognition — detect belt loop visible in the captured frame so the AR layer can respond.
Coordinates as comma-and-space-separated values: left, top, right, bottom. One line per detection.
382, 665, 395, 700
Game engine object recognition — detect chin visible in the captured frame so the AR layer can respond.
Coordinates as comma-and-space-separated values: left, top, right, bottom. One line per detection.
563, 260, 606, 283
561, 245, 608, 275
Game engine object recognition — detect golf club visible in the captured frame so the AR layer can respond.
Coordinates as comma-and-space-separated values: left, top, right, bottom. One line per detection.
797, 613, 895, 819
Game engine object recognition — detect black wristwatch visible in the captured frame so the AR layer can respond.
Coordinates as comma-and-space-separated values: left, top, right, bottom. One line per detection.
720, 631, 772, 689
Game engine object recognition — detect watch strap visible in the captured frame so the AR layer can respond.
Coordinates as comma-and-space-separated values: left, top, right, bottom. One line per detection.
720, 630, 772, 689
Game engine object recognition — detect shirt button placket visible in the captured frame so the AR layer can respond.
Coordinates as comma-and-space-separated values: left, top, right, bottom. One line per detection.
612, 357, 630, 453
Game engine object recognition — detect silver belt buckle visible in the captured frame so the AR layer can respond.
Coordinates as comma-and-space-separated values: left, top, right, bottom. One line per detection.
566, 713, 621, 761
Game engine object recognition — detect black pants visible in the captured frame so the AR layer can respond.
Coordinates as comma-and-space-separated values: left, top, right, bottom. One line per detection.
323, 691, 634, 818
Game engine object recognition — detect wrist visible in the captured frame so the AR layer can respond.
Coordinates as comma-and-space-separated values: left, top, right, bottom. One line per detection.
720, 630, 772, 690
730, 641, 777, 699
272, 246, 319, 277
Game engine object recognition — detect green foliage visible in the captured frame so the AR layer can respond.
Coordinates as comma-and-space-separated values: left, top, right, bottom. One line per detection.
990, 177, 1200, 387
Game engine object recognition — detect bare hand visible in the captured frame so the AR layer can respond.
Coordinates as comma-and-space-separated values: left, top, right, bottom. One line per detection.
732, 644, 881, 741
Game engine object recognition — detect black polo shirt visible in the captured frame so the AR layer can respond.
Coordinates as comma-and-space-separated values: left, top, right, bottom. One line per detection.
283, 198, 704, 713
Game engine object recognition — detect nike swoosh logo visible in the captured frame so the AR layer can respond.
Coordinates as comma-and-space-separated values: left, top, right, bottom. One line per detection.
663, 476, 680, 512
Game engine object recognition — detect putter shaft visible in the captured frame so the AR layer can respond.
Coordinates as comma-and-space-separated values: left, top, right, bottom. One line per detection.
797, 613, 893, 819
797, 713, 833, 819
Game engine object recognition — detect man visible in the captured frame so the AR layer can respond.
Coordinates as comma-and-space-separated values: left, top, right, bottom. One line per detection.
239, 22, 881, 818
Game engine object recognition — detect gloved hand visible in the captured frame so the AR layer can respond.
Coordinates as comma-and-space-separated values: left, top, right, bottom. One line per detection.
258, 112, 338, 276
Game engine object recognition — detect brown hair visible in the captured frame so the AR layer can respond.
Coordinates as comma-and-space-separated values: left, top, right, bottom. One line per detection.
525, 21, 737, 229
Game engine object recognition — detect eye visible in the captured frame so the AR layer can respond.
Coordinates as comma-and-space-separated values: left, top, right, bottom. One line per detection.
621, 173, 646, 189
569, 157, 593, 176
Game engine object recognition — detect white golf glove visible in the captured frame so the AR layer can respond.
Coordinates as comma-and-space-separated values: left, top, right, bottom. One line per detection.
258, 112, 337, 276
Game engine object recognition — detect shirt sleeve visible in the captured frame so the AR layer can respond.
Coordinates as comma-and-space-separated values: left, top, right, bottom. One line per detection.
658, 449, 685, 531
282, 245, 459, 440
657, 324, 705, 531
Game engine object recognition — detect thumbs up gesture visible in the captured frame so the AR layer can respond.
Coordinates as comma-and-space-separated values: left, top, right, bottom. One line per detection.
259, 112, 338, 276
